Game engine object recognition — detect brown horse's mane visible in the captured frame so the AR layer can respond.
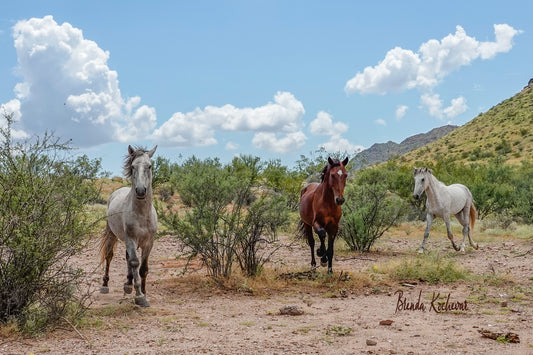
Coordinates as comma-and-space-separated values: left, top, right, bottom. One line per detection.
320, 158, 341, 183
123, 146, 150, 178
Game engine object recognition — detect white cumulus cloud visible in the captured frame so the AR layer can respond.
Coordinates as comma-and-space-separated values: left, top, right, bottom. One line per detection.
151, 91, 307, 152
5, 16, 156, 146
252, 131, 307, 154
421, 94, 467, 119
309, 111, 348, 136
345, 24, 521, 95
309, 111, 363, 155
395, 105, 408, 119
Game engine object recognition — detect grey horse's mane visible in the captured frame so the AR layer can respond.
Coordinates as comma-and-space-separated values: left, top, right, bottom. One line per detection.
414, 167, 433, 176
320, 158, 341, 183
123, 146, 150, 178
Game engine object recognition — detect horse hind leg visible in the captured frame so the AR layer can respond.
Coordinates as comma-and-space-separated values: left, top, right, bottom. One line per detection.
456, 212, 468, 253
100, 224, 117, 294
300, 222, 316, 268
468, 205, 479, 250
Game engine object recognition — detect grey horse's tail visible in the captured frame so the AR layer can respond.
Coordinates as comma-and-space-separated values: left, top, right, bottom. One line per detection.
98, 223, 116, 266
470, 203, 477, 230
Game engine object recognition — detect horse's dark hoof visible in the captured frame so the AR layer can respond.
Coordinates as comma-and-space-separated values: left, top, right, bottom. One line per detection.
320, 262, 327, 267
320, 255, 328, 265
135, 296, 150, 307
100, 286, 109, 294
123, 284, 133, 294
316, 248, 324, 257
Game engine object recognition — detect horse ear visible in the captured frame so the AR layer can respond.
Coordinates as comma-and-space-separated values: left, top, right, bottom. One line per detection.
148, 145, 157, 158
128, 145, 135, 156
328, 157, 334, 165
342, 157, 349, 166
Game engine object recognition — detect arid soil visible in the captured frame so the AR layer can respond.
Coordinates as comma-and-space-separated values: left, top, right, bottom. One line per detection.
2, 222, 533, 355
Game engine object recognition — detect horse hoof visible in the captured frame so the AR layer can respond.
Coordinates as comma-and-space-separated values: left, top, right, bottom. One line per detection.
417, 248, 424, 254
316, 248, 324, 257
320, 262, 327, 267
135, 296, 150, 307
123, 284, 133, 294
100, 286, 109, 294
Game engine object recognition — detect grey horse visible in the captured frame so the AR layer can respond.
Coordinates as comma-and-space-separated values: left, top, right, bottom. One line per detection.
413, 167, 479, 254
100, 145, 157, 307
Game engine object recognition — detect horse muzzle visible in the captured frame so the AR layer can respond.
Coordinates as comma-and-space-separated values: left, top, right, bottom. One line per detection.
335, 197, 345, 205
413, 193, 420, 200
135, 186, 147, 199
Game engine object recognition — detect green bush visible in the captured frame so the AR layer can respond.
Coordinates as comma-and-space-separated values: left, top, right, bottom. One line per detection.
339, 182, 409, 252
0, 114, 101, 331
159, 155, 289, 279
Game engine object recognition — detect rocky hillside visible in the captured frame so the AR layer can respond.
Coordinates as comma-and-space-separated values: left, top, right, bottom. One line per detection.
399, 80, 533, 166
351, 125, 458, 170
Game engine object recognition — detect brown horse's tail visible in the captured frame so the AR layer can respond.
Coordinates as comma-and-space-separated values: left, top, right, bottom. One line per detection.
296, 220, 306, 239
470, 203, 477, 230
98, 223, 116, 266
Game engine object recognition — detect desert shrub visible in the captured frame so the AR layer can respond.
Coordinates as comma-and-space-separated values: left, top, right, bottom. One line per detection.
159, 155, 289, 279
262, 159, 304, 210
0, 114, 101, 332
339, 182, 409, 252
381, 254, 471, 284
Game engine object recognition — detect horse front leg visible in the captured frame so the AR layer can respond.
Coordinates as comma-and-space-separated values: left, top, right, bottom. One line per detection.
140, 242, 153, 296
419, 214, 433, 253
444, 216, 460, 251
313, 223, 328, 266
326, 233, 336, 274
124, 238, 149, 307
419, 214, 433, 254
124, 250, 133, 294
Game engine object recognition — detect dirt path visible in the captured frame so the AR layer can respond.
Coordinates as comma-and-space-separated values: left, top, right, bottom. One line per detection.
2, 227, 533, 354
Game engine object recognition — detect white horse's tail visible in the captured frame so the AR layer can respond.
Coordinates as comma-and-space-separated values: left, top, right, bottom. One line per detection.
470, 203, 477, 230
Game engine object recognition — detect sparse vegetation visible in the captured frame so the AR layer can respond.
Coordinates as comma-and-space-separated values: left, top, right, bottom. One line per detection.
0, 114, 101, 332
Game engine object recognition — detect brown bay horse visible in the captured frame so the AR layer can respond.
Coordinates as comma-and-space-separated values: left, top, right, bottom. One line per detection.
298, 157, 349, 273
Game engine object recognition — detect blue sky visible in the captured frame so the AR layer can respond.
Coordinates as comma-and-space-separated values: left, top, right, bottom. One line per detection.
1, 1, 531, 176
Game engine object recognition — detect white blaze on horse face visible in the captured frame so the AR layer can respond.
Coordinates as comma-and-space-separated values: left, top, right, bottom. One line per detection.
337, 169, 343, 176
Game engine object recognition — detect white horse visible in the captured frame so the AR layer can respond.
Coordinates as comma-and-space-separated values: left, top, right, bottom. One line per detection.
99, 145, 158, 307
412, 167, 479, 253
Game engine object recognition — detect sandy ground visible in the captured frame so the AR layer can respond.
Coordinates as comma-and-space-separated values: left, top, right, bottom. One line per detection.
1, 222, 533, 355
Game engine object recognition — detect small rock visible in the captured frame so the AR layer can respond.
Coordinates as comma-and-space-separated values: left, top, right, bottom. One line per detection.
379, 319, 394, 326
366, 339, 377, 346
501, 301, 508, 307
279, 305, 304, 316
